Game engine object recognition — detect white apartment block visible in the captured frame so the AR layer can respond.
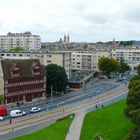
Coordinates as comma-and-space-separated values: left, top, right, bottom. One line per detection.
71, 51, 109, 71
0, 51, 71, 79
0, 32, 41, 51
111, 48, 140, 70
31, 52, 71, 79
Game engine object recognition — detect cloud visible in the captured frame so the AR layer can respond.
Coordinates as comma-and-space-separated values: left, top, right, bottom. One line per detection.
0, 0, 140, 42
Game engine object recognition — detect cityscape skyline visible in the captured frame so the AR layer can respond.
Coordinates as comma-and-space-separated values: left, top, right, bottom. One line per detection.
0, 0, 140, 42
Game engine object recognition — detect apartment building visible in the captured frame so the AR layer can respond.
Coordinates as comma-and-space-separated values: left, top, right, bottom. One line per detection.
71, 51, 109, 71
0, 51, 71, 79
0, 32, 41, 51
111, 48, 140, 70
31, 52, 71, 79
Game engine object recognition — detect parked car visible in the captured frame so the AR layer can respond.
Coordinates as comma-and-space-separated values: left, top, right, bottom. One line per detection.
30, 107, 41, 113
117, 78, 124, 82
99, 75, 108, 79
10, 109, 26, 118
0, 116, 4, 121
0, 105, 7, 117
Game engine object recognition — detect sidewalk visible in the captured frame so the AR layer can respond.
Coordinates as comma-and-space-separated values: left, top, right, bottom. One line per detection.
65, 110, 86, 140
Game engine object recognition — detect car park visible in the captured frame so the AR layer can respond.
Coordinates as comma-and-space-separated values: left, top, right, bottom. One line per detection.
30, 107, 41, 113
10, 109, 26, 118
0, 116, 4, 121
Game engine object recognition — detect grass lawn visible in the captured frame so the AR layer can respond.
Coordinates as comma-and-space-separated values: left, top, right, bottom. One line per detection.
80, 100, 134, 140
10, 115, 74, 140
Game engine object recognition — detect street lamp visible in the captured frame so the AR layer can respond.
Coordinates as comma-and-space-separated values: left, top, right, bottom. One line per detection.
51, 85, 53, 105
96, 90, 99, 107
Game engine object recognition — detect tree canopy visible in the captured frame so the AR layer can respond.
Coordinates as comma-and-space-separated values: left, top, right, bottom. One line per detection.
10, 46, 25, 52
118, 62, 130, 73
137, 64, 140, 76
119, 40, 134, 46
45, 64, 68, 97
124, 75, 140, 140
98, 57, 119, 76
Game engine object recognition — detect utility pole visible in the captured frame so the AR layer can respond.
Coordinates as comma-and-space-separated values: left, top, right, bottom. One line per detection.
51, 85, 53, 105
97, 90, 99, 105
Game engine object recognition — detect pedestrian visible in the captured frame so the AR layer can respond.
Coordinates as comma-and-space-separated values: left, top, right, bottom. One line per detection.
95, 105, 98, 109
10, 118, 12, 124
101, 104, 104, 108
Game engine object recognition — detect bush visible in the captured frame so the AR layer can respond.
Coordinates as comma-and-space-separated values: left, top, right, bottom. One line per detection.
57, 113, 74, 122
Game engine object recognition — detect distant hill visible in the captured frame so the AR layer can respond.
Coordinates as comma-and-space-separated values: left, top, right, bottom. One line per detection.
132, 41, 140, 46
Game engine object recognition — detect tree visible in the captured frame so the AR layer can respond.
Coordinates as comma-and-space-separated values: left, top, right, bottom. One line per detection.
137, 64, 140, 76
10, 46, 25, 52
118, 62, 130, 73
124, 76, 140, 139
98, 57, 119, 76
45, 64, 68, 97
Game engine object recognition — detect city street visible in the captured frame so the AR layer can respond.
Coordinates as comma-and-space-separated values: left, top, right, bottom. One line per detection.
0, 77, 127, 137
0, 82, 128, 140
1, 78, 129, 121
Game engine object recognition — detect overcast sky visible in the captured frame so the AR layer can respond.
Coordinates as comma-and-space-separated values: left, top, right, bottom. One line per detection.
0, 0, 140, 42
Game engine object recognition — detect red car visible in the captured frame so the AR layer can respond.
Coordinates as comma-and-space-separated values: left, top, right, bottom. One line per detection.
0, 105, 7, 117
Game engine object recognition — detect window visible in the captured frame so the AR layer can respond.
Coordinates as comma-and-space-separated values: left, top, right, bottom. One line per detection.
12, 54, 16, 56
47, 60, 51, 63
19, 54, 23, 57
35, 66, 39, 69
47, 54, 52, 57
6, 54, 10, 56
77, 62, 80, 64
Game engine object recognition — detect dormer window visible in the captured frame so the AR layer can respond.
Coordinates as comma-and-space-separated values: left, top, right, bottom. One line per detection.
12, 66, 20, 79
14, 67, 19, 71
35, 66, 39, 69
32, 64, 41, 76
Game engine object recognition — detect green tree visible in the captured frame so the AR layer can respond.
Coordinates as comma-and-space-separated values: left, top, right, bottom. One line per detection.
137, 64, 140, 76
10, 46, 25, 52
124, 76, 140, 140
118, 63, 130, 73
98, 57, 119, 76
46, 64, 68, 97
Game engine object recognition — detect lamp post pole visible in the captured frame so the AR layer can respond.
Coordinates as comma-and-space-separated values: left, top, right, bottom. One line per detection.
51, 85, 53, 105
97, 90, 99, 105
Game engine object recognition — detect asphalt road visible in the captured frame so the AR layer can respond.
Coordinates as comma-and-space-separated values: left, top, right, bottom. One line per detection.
1, 78, 128, 122
0, 89, 128, 140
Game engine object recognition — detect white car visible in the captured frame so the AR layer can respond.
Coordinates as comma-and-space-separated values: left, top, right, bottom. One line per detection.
30, 107, 41, 113
10, 109, 26, 118
0, 116, 4, 121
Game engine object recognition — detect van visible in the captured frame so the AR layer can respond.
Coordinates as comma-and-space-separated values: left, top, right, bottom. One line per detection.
10, 109, 26, 118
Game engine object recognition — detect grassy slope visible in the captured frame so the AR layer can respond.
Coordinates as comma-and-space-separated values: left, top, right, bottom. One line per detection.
80, 100, 134, 140
10, 116, 73, 140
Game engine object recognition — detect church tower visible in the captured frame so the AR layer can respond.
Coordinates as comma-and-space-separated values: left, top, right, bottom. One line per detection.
63, 34, 66, 43
112, 38, 116, 49
66, 34, 70, 43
